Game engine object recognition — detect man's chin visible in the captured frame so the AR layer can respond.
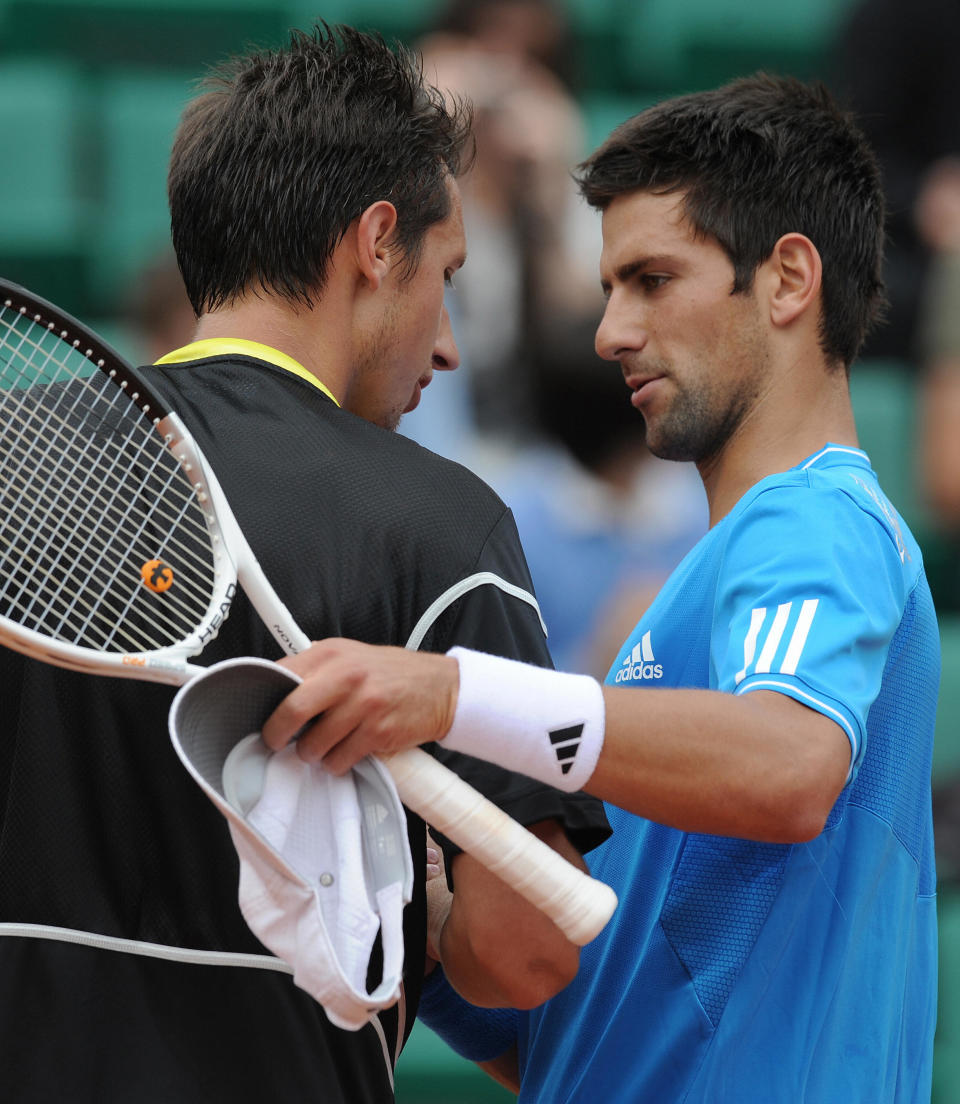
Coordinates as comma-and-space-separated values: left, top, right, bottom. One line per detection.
378, 381, 426, 431
403, 382, 423, 415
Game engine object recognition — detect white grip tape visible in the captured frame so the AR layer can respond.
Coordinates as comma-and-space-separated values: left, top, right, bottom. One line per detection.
442, 648, 605, 793
385, 748, 617, 945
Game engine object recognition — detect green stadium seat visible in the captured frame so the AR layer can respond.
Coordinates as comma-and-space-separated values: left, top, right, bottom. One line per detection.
86, 70, 193, 306
0, 61, 85, 248
616, 0, 860, 93
285, 0, 442, 42
395, 1021, 513, 1103
849, 360, 921, 528
846, 360, 960, 618
557, 0, 622, 34
553, 0, 628, 93
0, 0, 293, 69
580, 91, 667, 155
933, 889, 960, 1102
0, 59, 93, 315
934, 617, 960, 782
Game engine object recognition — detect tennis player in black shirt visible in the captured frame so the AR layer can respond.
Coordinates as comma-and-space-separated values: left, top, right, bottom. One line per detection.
0, 25, 609, 1102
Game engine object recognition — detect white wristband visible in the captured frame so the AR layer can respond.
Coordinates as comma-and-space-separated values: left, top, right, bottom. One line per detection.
441, 648, 605, 793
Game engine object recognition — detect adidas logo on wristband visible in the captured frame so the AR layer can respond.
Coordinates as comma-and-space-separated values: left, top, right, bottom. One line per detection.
443, 647, 605, 793
549, 724, 585, 775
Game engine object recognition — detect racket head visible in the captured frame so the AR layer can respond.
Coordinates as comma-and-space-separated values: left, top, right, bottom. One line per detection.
0, 278, 238, 684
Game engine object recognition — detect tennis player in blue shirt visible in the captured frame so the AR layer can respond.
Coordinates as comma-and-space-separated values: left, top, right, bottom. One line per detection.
264, 74, 939, 1104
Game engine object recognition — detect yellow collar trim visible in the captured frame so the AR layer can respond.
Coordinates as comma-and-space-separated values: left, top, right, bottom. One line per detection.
155, 338, 340, 405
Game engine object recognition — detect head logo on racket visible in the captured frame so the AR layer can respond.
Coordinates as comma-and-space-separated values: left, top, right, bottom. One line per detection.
141, 559, 174, 593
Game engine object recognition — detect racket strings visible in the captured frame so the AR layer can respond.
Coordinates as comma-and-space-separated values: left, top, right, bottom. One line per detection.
2, 416, 213, 654
0, 353, 206, 595
1, 424, 213, 651
2, 379, 212, 592
0, 304, 220, 653
2, 376, 212, 631
1, 387, 216, 652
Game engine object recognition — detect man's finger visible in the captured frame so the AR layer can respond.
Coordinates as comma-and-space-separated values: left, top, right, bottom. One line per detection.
261, 677, 339, 750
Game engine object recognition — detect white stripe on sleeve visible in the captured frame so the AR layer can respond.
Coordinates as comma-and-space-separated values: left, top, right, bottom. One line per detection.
735, 606, 767, 686
780, 598, 819, 675
756, 602, 792, 673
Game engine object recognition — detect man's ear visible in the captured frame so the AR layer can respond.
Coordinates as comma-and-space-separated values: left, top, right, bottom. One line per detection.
766, 232, 823, 329
356, 201, 399, 291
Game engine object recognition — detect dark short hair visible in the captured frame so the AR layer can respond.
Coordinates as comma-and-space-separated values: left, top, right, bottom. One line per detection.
577, 74, 887, 369
169, 24, 473, 314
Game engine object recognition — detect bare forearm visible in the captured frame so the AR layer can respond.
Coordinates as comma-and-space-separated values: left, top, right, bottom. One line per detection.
438, 822, 582, 1009
594, 687, 849, 841
438, 895, 572, 1009
263, 642, 849, 843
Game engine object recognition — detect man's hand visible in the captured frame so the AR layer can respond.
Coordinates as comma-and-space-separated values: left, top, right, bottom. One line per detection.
260, 639, 459, 772
424, 834, 451, 975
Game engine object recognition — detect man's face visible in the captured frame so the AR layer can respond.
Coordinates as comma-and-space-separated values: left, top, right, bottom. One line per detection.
596, 189, 771, 466
350, 178, 466, 431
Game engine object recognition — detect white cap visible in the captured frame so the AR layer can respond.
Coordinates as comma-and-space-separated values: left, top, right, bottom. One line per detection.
168, 657, 413, 1031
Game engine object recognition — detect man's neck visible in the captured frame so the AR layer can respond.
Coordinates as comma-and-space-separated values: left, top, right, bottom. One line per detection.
699, 363, 858, 527
192, 295, 350, 404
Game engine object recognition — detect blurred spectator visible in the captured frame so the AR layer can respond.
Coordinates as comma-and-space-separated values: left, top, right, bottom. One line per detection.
417, 0, 605, 442
492, 317, 707, 677
123, 248, 196, 364
914, 153, 960, 1104
917, 159, 960, 523
430, 0, 578, 90
833, 0, 960, 364
914, 159, 960, 609
398, 290, 481, 461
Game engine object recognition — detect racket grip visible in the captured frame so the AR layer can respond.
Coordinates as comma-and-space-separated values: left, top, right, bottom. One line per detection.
382, 747, 617, 946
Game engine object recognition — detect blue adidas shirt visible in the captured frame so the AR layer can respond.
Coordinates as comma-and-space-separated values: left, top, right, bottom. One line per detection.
518, 446, 939, 1103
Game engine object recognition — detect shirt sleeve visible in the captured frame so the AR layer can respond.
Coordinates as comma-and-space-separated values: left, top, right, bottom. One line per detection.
418, 507, 612, 865
713, 481, 906, 782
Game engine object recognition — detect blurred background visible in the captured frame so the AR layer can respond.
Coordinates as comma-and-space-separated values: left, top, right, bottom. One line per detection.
1, 0, 958, 1099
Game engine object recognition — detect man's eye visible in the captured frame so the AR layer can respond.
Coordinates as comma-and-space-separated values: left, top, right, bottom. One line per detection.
641, 274, 670, 290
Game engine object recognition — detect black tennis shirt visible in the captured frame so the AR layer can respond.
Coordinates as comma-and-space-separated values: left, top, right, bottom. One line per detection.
0, 351, 609, 1103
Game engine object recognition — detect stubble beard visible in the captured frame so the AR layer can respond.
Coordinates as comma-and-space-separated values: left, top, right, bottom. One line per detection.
642, 322, 769, 466
644, 381, 752, 465
351, 300, 406, 432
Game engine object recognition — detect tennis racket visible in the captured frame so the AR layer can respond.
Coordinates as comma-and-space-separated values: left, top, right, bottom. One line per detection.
0, 277, 616, 946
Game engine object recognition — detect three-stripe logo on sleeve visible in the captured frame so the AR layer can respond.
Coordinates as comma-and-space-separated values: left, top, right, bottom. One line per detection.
734, 598, 819, 686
